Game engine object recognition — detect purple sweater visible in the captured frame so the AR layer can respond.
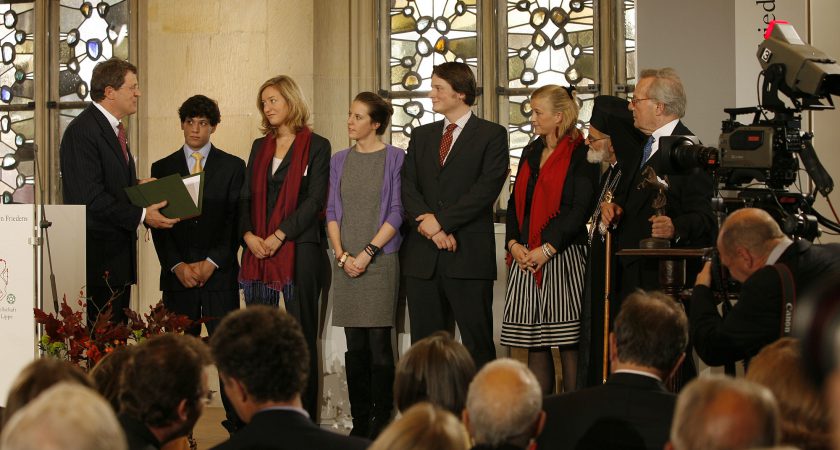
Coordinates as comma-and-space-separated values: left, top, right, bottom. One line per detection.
326, 144, 405, 254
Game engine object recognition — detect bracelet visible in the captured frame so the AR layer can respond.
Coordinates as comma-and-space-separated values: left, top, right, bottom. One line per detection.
365, 243, 381, 257
337, 252, 350, 268
542, 243, 555, 259
273, 230, 283, 241
508, 241, 518, 252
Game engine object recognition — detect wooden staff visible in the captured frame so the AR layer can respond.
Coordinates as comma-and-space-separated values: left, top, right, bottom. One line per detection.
602, 228, 612, 384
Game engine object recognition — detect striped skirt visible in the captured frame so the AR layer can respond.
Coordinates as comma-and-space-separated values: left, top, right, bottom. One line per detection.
500, 244, 587, 348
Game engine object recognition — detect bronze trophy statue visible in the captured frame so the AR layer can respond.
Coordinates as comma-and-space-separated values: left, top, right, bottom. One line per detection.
637, 165, 671, 249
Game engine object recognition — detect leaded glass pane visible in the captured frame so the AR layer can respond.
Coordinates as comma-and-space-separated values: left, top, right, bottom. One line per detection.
623, 0, 637, 87
385, 0, 479, 140
0, 1, 35, 204
502, 0, 597, 184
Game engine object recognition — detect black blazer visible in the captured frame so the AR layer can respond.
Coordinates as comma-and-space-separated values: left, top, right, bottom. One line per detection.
538, 372, 676, 450
401, 114, 509, 280
616, 121, 715, 257
505, 137, 599, 252
210, 409, 370, 450
60, 104, 142, 287
150, 146, 245, 292
691, 239, 840, 366
238, 133, 331, 244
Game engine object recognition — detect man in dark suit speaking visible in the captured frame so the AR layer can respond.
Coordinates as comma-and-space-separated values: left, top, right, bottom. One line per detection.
401, 62, 509, 368
539, 290, 687, 450
60, 59, 177, 325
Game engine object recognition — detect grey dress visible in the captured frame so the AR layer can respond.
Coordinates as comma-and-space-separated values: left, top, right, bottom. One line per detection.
331, 148, 399, 327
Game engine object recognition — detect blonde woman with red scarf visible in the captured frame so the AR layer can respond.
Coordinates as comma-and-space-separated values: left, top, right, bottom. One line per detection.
238, 75, 331, 419
501, 85, 599, 395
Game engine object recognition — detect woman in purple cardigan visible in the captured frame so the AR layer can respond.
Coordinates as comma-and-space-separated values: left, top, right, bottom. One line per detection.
326, 92, 404, 438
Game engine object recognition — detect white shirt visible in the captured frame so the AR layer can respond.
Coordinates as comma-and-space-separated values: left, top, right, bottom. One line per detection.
766, 237, 794, 265
441, 110, 472, 164
644, 118, 680, 164
93, 102, 146, 225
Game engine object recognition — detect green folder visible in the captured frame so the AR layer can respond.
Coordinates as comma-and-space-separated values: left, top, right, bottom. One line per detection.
124, 172, 204, 219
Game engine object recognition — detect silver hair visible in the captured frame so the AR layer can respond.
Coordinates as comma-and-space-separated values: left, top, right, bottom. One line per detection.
466, 358, 542, 447
1, 383, 128, 450
670, 376, 780, 450
639, 67, 687, 118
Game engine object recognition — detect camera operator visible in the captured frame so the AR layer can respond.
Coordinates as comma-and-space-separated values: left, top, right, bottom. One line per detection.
692, 208, 840, 367
601, 68, 715, 301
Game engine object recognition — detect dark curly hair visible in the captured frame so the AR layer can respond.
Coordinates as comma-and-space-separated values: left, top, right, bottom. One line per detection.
178, 94, 221, 126
209, 306, 309, 403
118, 334, 210, 427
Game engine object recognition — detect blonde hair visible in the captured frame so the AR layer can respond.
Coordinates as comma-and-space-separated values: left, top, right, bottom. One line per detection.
369, 402, 469, 450
531, 84, 580, 141
256, 75, 311, 135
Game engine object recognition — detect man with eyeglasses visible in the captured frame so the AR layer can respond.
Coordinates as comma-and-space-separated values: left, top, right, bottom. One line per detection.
118, 333, 212, 450
150, 94, 246, 433
600, 68, 715, 302
60, 58, 179, 327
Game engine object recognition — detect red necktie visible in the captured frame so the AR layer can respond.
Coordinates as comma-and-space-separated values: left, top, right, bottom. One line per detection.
439, 123, 458, 166
117, 122, 129, 163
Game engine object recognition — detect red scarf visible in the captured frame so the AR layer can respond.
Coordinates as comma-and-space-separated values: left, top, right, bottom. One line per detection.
239, 127, 312, 289
513, 133, 581, 286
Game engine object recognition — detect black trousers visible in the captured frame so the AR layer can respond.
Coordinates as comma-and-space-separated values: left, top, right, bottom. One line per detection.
243, 242, 326, 420
405, 253, 496, 368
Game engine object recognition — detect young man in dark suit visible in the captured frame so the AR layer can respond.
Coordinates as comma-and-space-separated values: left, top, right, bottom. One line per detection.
60, 58, 177, 326
539, 291, 687, 450
401, 62, 509, 368
209, 306, 369, 450
150, 95, 245, 433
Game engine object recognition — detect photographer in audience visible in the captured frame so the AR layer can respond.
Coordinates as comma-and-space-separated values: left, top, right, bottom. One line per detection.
692, 208, 840, 366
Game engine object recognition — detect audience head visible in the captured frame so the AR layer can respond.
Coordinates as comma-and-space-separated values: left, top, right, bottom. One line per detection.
587, 94, 645, 164
530, 84, 581, 141
1, 382, 127, 450
369, 402, 469, 450
612, 290, 688, 379
90, 58, 139, 119
668, 376, 780, 450
349, 91, 393, 138
119, 333, 211, 442
630, 67, 685, 133
3, 357, 93, 428
717, 208, 786, 283
464, 358, 544, 448
90, 345, 135, 412
394, 331, 476, 416
209, 306, 309, 422
256, 75, 311, 135
746, 338, 831, 450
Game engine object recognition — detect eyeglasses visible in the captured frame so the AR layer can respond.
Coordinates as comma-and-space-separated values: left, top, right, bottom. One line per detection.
630, 97, 655, 106
586, 135, 610, 144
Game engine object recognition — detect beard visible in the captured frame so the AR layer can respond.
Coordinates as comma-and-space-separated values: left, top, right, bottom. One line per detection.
587, 147, 608, 163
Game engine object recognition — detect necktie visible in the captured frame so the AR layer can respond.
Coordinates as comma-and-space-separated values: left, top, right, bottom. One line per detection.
117, 122, 128, 163
191, 152, 203, 174
640, 135, 655, 168
439, 123, 458, 166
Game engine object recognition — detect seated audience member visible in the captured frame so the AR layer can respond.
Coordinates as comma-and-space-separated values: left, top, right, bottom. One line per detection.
90, 346, 136, 412
539, 290, 687, 450
746, 338, 831, 450
394, 331, 477, 416
2, 358, 93, 428
667, 376, 780, 450
692, 208, 840, 366
369, 402, 469, 450
463, 359, 544, 450
0, 382, 128, 450
208, 306, 369, 450
119, 333, 211, 450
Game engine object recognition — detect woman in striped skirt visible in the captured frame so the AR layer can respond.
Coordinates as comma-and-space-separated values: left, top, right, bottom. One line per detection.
501, 85, 599, 394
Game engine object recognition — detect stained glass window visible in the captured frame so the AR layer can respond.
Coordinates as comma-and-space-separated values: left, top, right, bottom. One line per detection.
501, 0, 597, 181
0, 1, 35, 204
622, 0, 637, 88
384, 0, 479, 150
